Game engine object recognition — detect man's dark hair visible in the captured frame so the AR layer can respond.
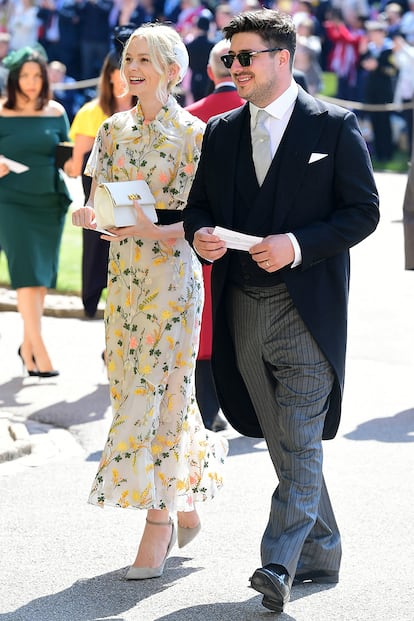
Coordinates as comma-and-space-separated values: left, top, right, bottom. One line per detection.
223, 9, 296, 66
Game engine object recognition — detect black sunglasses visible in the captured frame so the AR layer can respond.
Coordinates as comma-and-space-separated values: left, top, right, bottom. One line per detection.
220, 47, 284, 68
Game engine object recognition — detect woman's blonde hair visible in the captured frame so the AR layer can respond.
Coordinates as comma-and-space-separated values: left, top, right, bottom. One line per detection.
121, 23, 188, 104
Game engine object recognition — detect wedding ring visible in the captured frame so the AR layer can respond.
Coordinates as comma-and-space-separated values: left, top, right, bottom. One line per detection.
265, 260, 270, 268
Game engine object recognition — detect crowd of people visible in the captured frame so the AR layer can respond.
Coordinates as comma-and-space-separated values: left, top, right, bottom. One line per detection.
0, 1, 413, 160
0, 1, 412, 159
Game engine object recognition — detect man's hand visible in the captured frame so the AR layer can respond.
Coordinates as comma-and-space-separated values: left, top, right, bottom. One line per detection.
193, 227, 227, 262
249, 234, 294, 272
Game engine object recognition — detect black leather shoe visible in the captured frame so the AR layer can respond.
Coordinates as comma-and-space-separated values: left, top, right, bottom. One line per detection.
250, 564, 292, 613
293, 569, 339, 585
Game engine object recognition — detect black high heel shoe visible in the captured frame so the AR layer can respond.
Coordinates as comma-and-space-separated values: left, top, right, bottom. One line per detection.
33, 369, 59, 378
18, 346, 60, 378
17, 346, 38, 377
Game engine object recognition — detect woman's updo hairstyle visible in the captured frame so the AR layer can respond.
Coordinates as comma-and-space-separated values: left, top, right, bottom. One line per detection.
121, 23, 189, 104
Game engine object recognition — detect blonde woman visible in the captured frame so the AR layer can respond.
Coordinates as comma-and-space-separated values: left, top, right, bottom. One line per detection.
72, 23, 228, 579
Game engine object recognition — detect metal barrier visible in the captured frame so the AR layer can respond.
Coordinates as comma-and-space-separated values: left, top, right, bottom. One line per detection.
51, 77, 414, 113
51, 78, 99, 91
318, 94, 414, 113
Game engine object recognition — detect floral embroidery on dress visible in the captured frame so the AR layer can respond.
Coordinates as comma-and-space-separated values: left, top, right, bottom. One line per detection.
86, 97, 228, 512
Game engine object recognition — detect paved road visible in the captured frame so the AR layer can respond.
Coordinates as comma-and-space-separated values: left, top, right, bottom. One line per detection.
0, 172, 413, 620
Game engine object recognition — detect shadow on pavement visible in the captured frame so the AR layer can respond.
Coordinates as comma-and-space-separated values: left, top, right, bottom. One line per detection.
86, 450, 103, 461
227, 434, 268, 457
0, 559, 201, 621
26, 384, 110, 429
154, 598, 296, 620
0, 377, 34, 408
154, 582, 337, 620
343, 407, 414, 442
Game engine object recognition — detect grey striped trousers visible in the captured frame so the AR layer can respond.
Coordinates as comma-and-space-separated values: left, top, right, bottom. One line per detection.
226, 283, 342, 577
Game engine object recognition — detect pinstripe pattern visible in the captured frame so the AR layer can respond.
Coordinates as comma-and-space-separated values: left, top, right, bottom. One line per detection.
226, 283, 341, 577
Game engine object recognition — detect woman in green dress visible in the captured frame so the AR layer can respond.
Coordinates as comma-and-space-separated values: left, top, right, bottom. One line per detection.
0, 47, 71, 377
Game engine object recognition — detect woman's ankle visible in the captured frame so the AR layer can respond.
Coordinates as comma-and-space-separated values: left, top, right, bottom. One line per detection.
132, 513, 173, 568
177, 509, 200, 529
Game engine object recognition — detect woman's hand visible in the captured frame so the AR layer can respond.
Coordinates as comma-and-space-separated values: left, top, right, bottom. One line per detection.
63, 158, 75, 177
0, 158, 10, 178
108, 202, 159, 240
72, 206, 97, 229
100, 201, 181, 243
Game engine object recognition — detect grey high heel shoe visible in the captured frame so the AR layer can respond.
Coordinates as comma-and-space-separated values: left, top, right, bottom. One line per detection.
125, 517, 176, 580
177, 521, 201, 548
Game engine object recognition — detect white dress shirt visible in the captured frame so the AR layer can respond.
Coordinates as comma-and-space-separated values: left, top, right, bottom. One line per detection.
249, 80, 302, 267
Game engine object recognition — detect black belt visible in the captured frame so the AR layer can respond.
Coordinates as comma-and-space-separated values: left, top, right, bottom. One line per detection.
155, 209, 184, 225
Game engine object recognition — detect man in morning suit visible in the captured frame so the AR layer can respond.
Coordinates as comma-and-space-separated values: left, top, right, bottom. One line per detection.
186, 38, 244, 433
183, 9, 380, 615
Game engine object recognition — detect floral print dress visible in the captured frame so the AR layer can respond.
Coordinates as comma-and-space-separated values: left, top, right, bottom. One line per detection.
86, 96, 228, 512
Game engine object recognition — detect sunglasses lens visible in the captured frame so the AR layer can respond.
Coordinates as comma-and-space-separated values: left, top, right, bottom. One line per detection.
238, 53, 252, 67
221, 55, 233, 68
221, 52, 254, 68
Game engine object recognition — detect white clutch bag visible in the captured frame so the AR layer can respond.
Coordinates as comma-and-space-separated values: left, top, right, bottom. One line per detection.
94, 180, 158, 229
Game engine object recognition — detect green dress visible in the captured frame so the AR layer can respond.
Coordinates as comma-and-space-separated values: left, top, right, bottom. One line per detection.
0, 115, 72, 289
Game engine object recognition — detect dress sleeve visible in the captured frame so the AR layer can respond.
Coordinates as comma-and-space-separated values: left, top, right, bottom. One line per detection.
58, 111, 70, 141
84, 118, 112, 182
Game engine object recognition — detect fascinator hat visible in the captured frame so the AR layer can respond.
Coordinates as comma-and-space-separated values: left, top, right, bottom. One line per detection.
2, 44, 48, 72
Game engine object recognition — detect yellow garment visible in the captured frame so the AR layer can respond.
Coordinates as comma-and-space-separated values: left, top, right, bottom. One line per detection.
69, 99, 108, 141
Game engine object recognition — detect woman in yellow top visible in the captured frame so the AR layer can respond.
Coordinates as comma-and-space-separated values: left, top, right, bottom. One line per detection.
65, 49, 136, 318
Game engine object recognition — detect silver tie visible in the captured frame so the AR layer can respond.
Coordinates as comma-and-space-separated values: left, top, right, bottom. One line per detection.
251, 109, 272, 186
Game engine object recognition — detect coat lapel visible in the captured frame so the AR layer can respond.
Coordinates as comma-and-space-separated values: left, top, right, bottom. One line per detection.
271, 90, 329, 231
212, 92, 329, 232
214, 104, 250, 225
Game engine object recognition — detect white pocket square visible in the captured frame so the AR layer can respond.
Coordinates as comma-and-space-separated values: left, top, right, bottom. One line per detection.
308, 152, 328, 164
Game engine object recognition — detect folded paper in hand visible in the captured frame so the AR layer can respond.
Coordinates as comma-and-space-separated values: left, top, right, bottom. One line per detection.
0, 156, 29, 174
213, 226, 263, 251
94, 180, 158, 229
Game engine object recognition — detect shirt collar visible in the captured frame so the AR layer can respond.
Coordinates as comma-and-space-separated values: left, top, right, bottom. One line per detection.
215, 80, 237, 89
250, 80, 298, 125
